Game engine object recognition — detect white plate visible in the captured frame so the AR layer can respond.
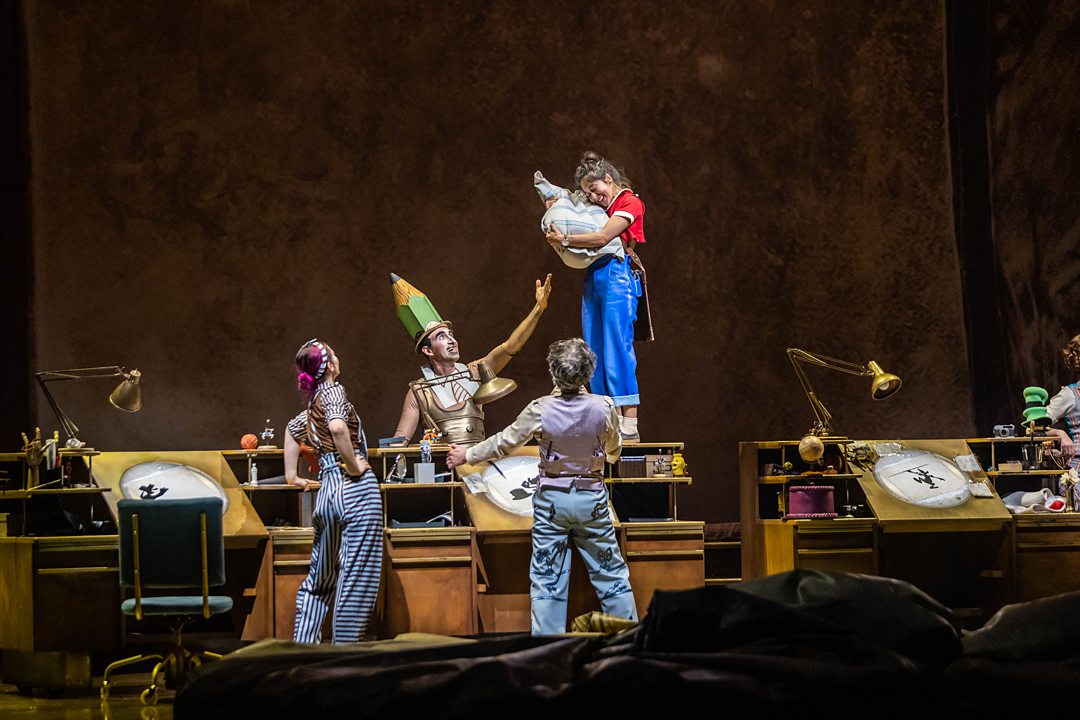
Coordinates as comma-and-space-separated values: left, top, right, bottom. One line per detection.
119, 461, 229, 513
872, 449, 972, 508
481, 456, 541, 517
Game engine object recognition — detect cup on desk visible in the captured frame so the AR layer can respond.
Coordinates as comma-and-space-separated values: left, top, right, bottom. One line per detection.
415, 463, 435, 484
1021, 443, 1045, 470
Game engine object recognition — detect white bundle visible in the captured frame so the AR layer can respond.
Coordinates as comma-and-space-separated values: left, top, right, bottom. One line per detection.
534, 171, 623, 269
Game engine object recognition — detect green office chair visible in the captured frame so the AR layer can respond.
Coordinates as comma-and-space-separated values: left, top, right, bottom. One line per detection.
101, 497, 233, 704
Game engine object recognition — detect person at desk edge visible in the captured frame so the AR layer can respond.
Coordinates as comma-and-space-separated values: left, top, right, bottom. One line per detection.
283, 339, 382, 644
446, 338, 637, 635
391, 273, 553, 446
1046, 333, 1080, 467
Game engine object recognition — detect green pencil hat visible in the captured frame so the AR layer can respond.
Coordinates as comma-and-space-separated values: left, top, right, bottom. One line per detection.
390, 273, 452, 353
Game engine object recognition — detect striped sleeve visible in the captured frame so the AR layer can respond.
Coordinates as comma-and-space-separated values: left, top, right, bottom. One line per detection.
286, 411, 308, 442
320, 384, 352, 423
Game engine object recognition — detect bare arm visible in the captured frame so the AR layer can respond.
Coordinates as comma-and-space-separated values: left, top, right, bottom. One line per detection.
478, 274, 552, 375
284, 431, 310, 488
329, 418, 369, 476
1048, 428, 1076, 462
546, 215, 629, 249
392, 390, 421, 445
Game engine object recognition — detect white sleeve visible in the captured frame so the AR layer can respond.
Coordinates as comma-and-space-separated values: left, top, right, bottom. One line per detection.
1046, 386, 1076, 422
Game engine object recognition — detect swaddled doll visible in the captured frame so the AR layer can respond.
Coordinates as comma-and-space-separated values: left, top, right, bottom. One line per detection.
534, 171, 624, 269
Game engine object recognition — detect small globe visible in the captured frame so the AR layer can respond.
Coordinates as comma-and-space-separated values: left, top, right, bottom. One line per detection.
241, 433, 259, 450
798, 434, 825, 463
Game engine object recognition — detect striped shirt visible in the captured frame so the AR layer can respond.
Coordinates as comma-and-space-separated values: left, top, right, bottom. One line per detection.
287, 382, 366, 456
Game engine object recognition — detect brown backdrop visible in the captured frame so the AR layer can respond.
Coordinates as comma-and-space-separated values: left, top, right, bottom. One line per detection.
11, 0, 978, 522
984, 0, 1080, 413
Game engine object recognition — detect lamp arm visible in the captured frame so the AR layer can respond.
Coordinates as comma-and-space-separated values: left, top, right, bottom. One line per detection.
788, 350, 833, 434
407, 381, 442, 439
36, 366, 127, 382
786, 349, 872, 378
35, 366, 129, 444
36, 375, 80, 441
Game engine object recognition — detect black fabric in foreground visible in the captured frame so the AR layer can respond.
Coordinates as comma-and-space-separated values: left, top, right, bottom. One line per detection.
185, 569, 1080, 717
946, 589, 1080, 712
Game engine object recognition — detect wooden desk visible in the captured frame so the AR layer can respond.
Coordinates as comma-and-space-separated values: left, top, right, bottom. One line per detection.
741, 438, 1015, 623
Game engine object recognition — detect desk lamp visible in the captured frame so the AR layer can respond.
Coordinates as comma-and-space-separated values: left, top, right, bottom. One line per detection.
787, 348, 901, 462
36, 366, 143, 449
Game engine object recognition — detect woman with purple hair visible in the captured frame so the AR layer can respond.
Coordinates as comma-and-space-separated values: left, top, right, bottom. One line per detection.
284, 339, 382, 643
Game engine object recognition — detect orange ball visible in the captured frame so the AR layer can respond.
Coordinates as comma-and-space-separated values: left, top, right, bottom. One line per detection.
241, 433, 259, 450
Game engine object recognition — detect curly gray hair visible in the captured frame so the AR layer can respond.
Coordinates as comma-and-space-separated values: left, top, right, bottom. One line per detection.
547, 338, 597, 390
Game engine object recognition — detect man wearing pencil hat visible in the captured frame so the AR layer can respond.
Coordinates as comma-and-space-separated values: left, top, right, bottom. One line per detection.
389, 272, 552, 446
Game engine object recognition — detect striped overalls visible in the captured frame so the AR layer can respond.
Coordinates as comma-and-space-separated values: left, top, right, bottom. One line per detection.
289, 384, 383, 643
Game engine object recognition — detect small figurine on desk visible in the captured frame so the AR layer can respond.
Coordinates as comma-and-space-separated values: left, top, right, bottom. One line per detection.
416, 440, 436, 483
651, 456, 672, 477
259, 419, 276, 449
421, 428, 443, 444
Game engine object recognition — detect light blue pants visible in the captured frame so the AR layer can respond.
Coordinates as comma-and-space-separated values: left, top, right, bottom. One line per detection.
293, 453, 383, 644
582, 256, 640, 407
530, 483, 637, 635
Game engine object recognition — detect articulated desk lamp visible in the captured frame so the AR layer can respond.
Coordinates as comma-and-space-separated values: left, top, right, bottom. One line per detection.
786, 348, 902, 463
36, 366, 143, 450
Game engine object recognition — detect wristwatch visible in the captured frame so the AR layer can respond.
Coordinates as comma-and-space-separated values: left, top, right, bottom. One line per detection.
561, 237, 570, 247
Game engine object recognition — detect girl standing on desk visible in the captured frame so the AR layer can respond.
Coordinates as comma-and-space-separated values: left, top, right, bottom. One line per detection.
284, 339, 382, 643
545, 151, 647, 441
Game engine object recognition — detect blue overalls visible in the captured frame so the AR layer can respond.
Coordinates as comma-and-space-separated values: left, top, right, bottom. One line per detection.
582, 256, 640, 407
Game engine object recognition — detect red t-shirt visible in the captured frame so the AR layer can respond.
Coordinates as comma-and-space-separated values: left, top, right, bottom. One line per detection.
607, 189, 646, 245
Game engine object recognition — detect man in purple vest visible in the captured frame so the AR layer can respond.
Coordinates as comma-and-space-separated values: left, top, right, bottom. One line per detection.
447, 338, 637, 634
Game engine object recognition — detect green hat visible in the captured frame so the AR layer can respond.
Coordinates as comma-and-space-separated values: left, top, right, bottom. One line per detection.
1022, 386, 1051, 427
390, 273, 453, 353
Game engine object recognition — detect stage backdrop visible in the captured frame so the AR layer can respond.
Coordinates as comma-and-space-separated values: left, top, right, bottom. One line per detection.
983, 0, 1080, 420
17, 0, 974, 522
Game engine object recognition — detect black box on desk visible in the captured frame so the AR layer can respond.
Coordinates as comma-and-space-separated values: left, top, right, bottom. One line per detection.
617, 456, 646, 478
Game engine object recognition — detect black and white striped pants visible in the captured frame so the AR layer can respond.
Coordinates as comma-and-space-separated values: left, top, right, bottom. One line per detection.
293, 452, 383, 643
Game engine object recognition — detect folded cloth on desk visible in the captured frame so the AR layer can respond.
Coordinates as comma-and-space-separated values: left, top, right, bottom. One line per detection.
1002, 488, 1065, 514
